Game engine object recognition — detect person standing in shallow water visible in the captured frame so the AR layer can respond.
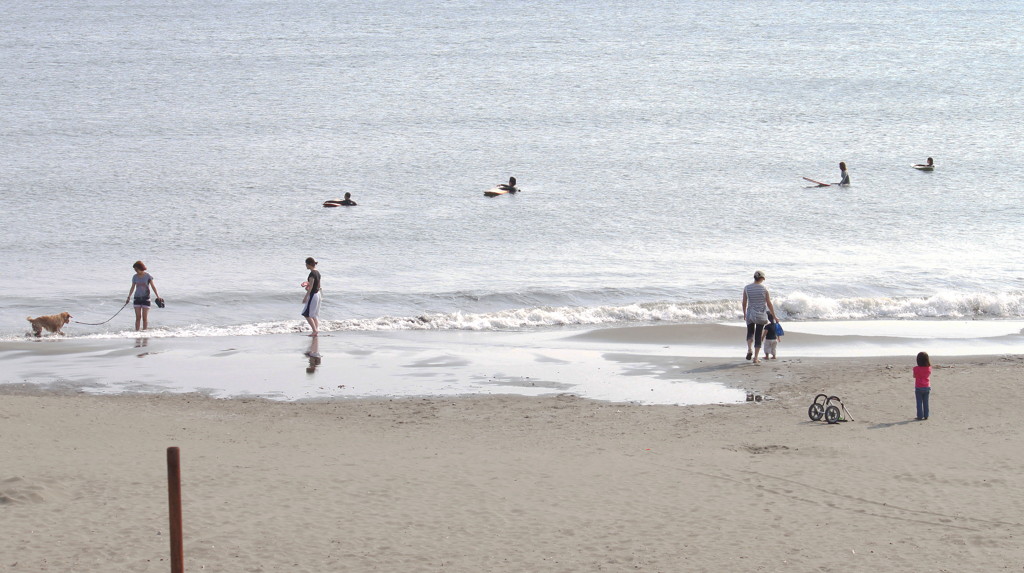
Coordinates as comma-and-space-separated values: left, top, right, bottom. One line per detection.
741, 270, 777, 364
301, 257, 322, 337
838, 161, 851, 186
126, 260, 161, 331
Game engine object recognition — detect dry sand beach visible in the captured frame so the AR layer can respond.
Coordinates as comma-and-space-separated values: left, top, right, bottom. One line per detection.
2, 325, 1024, 572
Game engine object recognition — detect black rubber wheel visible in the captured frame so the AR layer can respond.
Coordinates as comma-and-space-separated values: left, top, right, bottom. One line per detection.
808, 403, 824, 421
825, 405, 841, 424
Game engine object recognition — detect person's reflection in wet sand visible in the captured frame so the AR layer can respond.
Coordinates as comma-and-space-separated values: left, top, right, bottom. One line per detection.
305, 337, 322, 374
135, 337, 150, 357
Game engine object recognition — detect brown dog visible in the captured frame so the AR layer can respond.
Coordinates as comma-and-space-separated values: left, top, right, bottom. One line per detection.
26, 312, 73, 337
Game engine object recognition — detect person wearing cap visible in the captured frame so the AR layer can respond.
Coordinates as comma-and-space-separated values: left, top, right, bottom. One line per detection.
301, 257, 322, 336
742, 270, 778, 363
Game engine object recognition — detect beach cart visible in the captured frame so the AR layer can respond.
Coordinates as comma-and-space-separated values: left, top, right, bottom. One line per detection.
808, 394, 854, 424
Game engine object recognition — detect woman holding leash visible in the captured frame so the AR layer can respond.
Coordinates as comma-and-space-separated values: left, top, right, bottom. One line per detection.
126, 260, 162, 331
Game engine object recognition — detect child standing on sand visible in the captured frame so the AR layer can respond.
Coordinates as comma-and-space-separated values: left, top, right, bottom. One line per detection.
761, 311, 782, 360
914, 351, 931, 420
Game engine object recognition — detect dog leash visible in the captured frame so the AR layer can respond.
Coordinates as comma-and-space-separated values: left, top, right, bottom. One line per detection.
73, 301, 130, 326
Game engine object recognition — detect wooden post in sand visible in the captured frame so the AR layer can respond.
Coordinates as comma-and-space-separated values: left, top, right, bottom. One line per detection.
167, 447, 184, 573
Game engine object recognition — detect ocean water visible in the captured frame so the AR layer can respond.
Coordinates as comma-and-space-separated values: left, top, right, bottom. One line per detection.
2, 0, 1022, 341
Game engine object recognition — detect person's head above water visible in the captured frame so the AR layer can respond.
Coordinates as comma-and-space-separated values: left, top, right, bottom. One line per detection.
753, 270, 765, 281
508, 177, 516, 187
344, 192, 351, 199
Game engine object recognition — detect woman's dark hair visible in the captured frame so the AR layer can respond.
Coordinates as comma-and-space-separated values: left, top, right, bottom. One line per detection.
916, 351, 930, 367
133, 261, 146, 271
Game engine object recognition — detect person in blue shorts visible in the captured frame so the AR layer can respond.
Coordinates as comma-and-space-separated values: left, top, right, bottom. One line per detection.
126, 260, 162, 331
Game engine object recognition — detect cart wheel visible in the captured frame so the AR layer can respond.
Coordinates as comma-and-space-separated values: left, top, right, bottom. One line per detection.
825, 405, 841, 424
808, 403, 824, 421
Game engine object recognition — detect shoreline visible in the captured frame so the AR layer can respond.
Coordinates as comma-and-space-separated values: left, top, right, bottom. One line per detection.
2, 320, 1022, 404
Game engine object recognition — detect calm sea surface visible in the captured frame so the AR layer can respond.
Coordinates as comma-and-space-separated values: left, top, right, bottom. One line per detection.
2, 0, 1022, 339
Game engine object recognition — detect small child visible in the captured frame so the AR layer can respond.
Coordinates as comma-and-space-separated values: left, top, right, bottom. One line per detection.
761, 311, 782, 359
913, 351, 931, 420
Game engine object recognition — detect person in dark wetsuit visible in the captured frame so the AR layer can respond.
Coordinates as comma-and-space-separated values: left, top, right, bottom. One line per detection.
323, 192, 356, 207
838, 162, 851, 186
496, 177, 518, 193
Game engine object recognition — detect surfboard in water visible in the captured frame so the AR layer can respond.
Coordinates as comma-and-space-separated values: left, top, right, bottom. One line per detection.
912, 164, 935, 171
483, 187, 509, 197
801, 177, 831, 187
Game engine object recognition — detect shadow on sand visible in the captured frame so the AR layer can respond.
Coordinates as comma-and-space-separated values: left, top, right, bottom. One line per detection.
867, 419, 922, 429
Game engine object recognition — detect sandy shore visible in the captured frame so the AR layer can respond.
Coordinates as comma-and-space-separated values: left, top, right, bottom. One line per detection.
3, 327, 1024, 571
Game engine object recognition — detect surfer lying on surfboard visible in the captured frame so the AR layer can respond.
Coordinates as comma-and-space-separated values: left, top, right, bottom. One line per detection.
323, 192, 357, 207
913, 157, 935, 170
484, 177, 519, 197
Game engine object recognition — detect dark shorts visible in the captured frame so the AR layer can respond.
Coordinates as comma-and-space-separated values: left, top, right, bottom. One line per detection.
134, 296, 151, 308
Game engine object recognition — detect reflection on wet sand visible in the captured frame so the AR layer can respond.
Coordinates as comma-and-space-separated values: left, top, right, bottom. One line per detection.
304, 337, 321, 374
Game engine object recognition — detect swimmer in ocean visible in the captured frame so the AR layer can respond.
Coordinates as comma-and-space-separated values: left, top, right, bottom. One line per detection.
496, 177, 518, 193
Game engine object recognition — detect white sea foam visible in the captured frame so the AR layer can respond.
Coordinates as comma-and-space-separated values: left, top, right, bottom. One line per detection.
5, 291, 1018, 342
780, 291, 1024, 321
